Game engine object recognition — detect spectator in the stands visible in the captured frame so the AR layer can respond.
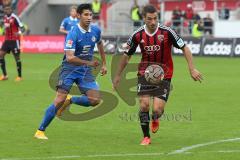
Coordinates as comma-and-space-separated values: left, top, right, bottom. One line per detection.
0, 23, 4, 35
92, 0, 101, 21
192, 11, 201, 22
130, 0, 142, 30
192, 20, 204, 38
172, 6, 182, 33
203, 14, 213, 36
218, 2, 230, 20
183, 3, 194, 34
183, 3, 193, 20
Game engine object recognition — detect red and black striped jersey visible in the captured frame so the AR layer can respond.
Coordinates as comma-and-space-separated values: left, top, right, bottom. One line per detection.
3, 13, 24, 41
126, 24, 185, 79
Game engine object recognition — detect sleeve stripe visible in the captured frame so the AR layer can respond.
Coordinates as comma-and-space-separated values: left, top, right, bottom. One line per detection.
128, 26, 144, 45
12, 14, 23, 27
64, 49, 75, 51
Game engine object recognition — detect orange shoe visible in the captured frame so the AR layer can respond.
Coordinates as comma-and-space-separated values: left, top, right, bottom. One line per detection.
0, 75, 8, 81
15, 77, 22, 82
140, 137, 151, 145
151, 120, 159, 133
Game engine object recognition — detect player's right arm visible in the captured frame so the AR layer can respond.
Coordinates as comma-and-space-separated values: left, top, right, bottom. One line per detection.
65, 50, 99, 67
59, 18, 69, 34
113, 33, 138, 90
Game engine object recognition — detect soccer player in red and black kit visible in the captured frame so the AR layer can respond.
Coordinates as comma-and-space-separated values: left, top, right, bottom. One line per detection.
113, 5, 203, 145
0, 5, 25, 81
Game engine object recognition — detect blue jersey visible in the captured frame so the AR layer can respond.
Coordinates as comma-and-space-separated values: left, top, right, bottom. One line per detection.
60, 16, 79, 32
63, 24, 101, 71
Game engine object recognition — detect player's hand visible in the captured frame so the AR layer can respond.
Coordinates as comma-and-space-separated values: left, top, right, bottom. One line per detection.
88, 60, 100, 68
112, 75, 121, 91
100, 65, 107, 76
190, 68, 203, 83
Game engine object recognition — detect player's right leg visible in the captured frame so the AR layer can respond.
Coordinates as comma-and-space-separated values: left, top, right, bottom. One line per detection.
0, 41, 9, 81
139, 95, 151, 145
34, 68, 74, 139
34, 89, 68, 140
12, 40, 22, 81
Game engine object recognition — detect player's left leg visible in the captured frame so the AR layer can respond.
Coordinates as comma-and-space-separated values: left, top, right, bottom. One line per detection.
71, 80, 100, 107
12, 40, 22, 81
151, 79, 171, 133
151, 97, 166, 133
57, 79, 100, 116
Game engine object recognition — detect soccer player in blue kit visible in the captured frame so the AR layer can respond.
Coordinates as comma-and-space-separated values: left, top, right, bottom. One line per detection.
59, 5, 79, 35
34, 3, 107, 140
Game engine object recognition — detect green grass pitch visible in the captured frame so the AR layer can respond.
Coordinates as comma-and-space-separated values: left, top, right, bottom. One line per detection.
0, 53, 240, 160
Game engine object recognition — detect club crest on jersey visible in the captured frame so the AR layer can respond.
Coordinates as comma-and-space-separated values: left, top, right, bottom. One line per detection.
158, 35, 164, 41
92, 36, 96, 42
66, 40, 73, 48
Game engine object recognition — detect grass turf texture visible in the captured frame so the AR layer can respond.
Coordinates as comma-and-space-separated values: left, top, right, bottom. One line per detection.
0, 53, 240, 160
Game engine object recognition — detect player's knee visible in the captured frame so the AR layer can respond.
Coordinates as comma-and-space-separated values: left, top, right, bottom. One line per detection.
89, 98, 101, 107
54, 97, 66, 108
140, 101, 150, 111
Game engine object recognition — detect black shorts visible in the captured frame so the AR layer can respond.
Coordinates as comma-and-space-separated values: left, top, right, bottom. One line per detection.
137, 76, 172, 102
1, 40, 20, 55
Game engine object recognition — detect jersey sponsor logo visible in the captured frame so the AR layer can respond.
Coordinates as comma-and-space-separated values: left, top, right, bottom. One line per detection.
158, 35, 164, 41
144, 45, 161, 52
66, 40, 73, 48
82, 45, 91, 54
92, 36, 96, 42
177, 38, 184, 47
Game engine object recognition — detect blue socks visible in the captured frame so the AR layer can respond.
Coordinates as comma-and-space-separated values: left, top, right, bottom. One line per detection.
38, 96, 91, 131
71, 95, 91, 107
39, 104, 58, 131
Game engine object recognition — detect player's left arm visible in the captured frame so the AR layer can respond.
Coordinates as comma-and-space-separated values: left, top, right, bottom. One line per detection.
168, 27, 203, 83
97, 41, 107, 76
181, 46, 203, 82
13, 14, 25, 34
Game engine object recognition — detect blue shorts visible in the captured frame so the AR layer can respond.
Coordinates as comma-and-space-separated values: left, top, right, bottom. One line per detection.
56, 67, 99, 94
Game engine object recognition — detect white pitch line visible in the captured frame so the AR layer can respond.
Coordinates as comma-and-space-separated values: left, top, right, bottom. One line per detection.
0, 153, 164, 160
168, 137, 240, 155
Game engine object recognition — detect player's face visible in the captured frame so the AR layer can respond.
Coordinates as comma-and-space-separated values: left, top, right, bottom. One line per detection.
70, 9, 77, 18
79, 10, 92, 27
4, 7, 12, 16
144, 12, 158, 32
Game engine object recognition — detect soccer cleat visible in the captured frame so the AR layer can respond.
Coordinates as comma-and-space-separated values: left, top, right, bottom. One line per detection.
34, 130, 48, 140
151, 120, 159, 133
140, 137, 151, 145
0, 75, 8, 81
56, 95, 72, 117
15, 77, 22, 82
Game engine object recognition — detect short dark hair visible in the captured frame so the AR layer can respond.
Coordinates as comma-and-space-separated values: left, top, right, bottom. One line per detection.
77, 3, 92, 15
142, 5, 157, 17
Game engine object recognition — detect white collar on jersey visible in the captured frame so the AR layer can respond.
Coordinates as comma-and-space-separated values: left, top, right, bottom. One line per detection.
144, 24, 159, 37
77, 23, 91, 33
69, 16, 78, 21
